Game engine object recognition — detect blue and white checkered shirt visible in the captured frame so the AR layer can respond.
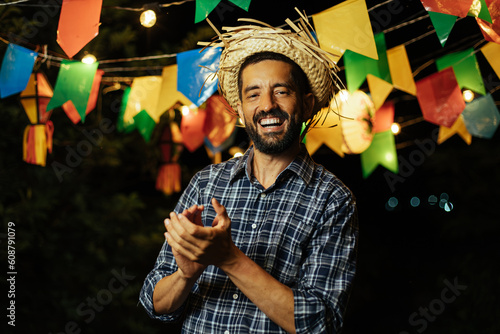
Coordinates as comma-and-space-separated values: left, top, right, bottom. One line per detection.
139, 145, 358, 333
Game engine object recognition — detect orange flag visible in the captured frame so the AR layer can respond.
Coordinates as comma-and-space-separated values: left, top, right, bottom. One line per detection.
437, 114, 472, 144
57, 0, 103, 58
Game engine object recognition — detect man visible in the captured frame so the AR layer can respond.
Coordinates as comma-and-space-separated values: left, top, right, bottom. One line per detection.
140, 17, 358, 334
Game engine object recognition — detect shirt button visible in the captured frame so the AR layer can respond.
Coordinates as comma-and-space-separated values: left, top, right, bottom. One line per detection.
260, 192, 267, 198
252, 223, 257, 229
233, 293, 239, 300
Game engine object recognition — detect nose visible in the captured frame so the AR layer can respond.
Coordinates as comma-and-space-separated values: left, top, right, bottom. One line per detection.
260, 91, 276, 112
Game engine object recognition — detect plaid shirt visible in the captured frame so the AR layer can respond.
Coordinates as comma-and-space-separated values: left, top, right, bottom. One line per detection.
139, 145, 358, 333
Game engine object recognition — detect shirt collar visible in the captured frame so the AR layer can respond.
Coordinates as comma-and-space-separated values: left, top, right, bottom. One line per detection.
230, 144, 315, 185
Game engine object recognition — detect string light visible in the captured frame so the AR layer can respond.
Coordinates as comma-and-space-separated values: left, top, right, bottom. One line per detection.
463, 89, 475, 103
391, 122, 401, 135
140, 9, 157, 28
81, 53, 97, 64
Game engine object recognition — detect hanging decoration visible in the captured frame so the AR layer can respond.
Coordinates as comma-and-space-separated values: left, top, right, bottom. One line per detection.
435, 48, 486, 95
121, 76, 163, 124
416, 67, 466, 127
467, 0, 493, 22
360, 130, 398, 178
156, 122, 183, 195
46, 60, 99, 123
420, 0, 474, 17
181, 108, 207, 152
344, 33, 391, 93
0, 44, 38, 98
176, 47, 221, 107
117, 87, 136, 133
367, 74, 393, 111
437, 114, 472, 144
203, 95, 237, 148
195, 0, 251, 23
481, 42, 500, 78
57, 0, 103, 58
372, 101, 395, 133
387, 44, 417, 96
475, 0, 500, 43
133, 110, 156, 142
312, 0, 377, 63
461, 94, 500, 138
428, 11, 458, 46
155, 65, 193, 120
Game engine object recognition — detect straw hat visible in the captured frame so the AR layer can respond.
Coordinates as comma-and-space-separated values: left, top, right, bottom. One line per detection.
200, 10, 342, 120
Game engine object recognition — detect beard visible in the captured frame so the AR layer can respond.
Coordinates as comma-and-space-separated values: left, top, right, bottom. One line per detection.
244, 108, 303, 155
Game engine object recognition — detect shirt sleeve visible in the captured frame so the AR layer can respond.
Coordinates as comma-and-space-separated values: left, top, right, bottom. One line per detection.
293, 188, 358, 333
138, 173, 202, 322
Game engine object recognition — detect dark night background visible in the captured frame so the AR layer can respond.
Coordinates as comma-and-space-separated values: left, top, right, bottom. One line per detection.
1, 0, 499, 333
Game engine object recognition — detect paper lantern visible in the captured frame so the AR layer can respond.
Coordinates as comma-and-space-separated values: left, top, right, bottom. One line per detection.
416, 67, 465, 128
57, 0, 103, 58
156, 123, 183, 195
203, 95, 237, 147
22, 123, 54, 167
0, 44, 38, 98
337, 90, 375, 154
181, 108, 206, 152
461, 94, 500, 138
20, 73, 53, 124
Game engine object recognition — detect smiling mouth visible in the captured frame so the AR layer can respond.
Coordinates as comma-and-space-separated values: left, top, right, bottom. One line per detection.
259, 117, 284, 128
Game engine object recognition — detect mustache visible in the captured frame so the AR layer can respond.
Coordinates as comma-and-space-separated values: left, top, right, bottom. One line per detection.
252, 108, 290, 123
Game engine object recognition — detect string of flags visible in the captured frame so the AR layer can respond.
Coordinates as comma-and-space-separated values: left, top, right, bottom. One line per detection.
1, 0, 499, 195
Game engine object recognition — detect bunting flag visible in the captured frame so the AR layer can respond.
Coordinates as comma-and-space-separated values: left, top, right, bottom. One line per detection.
181, 109, 207, 152
203, 95, 236, 147
57, 0, 103, 58
387, 44, 417, 95
121, 76, 163, 124
416, 67, 466, 127
481, 42, 500, 78
461, 94, 500, 138
155, 65, 193, 119
428, 11, 457, 46
22, 122, 54, 166
117, 87, 136, 133
176, 47, 221, 107
0, 44, 38, 98
476, 0, 500, 43
372, 101, 395, 133
467, 0, 493, 22
436, 48, 486, 95
420, 0, 474, 17
46, 60, 99, 123
367, 74, 393, 110
62, 69, 104, 124
133, 109, 156, 142
437, 114, 472, 144
20, 73, 53, 124
360, 130, 398, 178
305, 96, 344, 157
312, 0, 377, 62
344, 33, 391, 93
204, 128, 237, 154
194, 0, 251, 23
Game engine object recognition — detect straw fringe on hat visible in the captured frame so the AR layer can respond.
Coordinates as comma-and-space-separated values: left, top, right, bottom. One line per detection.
199, 9, 343, 127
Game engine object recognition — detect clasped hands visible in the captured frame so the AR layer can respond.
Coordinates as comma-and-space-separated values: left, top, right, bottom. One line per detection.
164, 198, 238, 279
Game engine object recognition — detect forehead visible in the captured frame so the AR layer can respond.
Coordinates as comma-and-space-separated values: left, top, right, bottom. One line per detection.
240, 60, 294, 87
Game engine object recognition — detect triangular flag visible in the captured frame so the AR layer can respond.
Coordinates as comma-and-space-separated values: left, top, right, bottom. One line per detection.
461, 94, 500, 139
46, 60, 98, 123
360, 130, 398, 178
155, 65, 193, 119
176, 47, 221, 107
367, 74, 393, 110
0, 44, 38, 98
313, 0, 377, 62
475, 0, 500, 43
481, 42, 500, 78
62, 69, 104, 124
420, 0, 474, 17
305, 100, 344, 157
195, 0, 251, 23
416, 67, 465, 128
133, 109, 156, 142
122, 76, 163, 123
467, 0, 492, 22
428, 11, 457, 46
437, 114, 472, 144
57, 0, 102, 58
117, 87, 136, 133
436, 48, 486, 95
344, 33, 391, 92
20, 73, 53, 124
387, 45, 417, 95
372, 101, 395, 134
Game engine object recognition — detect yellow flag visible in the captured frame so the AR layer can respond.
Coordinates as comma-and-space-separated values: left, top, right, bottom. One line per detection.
367, 74, 393, 110
438, 114, 472, 145
313, 0, 378, 62
123, 76, 163, 123
306, 105, 344, 157
387, 45, 417, 95
481, 42, 500, 79
155, 65, 193, 120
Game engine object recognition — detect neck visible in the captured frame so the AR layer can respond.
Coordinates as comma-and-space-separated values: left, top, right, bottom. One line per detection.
251, 143, 300, 189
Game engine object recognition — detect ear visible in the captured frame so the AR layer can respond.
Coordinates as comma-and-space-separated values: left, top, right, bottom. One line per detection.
236, 102, 245, 126
302, 93, 315, 121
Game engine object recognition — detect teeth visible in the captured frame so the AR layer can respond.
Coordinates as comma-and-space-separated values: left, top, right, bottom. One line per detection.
260, 118, 281, 126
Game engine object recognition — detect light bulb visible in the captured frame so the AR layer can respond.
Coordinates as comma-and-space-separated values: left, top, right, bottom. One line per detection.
391, 122, 401, 135
463, 89, 474, 103
81, 54, 97, 64
140, 9, 157, 28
